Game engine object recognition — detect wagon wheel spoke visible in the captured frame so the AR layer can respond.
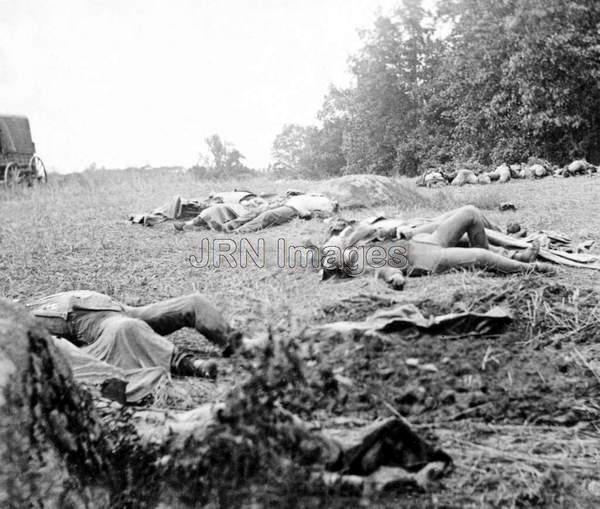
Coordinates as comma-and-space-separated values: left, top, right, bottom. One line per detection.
28, 155, 48, 184
3, 163, 23, 188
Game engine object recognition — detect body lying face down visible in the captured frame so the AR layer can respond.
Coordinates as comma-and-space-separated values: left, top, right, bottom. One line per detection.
316, 205, 554, 290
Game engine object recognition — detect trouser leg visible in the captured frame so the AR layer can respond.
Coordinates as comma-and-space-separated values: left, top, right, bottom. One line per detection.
184, 214, 209, 228
183, 204, 239, 230
82, 315, 175, 371
92, 314, 219, 377
436, 247, 536, 274
222, 211, 260, 231
124, 294, 233, 351
64, 310, 213, 376
429, 205, 489, 248
236, 206, 297, 233
408, 207, 500, 239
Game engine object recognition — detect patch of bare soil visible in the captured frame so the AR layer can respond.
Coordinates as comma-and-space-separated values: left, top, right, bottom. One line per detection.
307, 276, 600, 507
317, 277, 600, 426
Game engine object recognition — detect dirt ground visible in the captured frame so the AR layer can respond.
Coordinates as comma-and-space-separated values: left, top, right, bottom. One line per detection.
1, 171, 599, 507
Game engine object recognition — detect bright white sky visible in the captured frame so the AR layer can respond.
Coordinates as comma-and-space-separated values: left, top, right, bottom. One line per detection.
0, 0, 433, 173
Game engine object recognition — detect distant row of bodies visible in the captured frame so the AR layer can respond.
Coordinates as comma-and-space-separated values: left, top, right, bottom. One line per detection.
417, 159, 596, 187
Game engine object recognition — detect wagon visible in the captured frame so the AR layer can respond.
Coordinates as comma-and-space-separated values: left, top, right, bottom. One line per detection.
0, 115, 47, 187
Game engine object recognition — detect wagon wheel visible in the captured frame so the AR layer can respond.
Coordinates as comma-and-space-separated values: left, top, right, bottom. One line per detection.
28, 155, 47, 184
3, 163, 23, 188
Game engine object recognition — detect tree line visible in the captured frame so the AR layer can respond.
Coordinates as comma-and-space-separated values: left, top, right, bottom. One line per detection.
271, 0, 600, 178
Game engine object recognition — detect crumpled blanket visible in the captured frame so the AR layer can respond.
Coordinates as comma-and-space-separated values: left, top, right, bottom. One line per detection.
302, 304, 512, 343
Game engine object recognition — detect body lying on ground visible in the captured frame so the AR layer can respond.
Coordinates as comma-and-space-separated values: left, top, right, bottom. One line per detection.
451, 169, 478, 186
318, 205, 556, 290
134, 404, 452, 493
2, 296, 452, 500
174, 191, 338, 233
554, 159, 597, 177
129, 190, 339, 231
417, 159, 596, 187
26, 291, 242, 401
490, 163, 512, 183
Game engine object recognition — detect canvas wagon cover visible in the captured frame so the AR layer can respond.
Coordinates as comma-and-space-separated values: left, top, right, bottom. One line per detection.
0, 115, 35, 155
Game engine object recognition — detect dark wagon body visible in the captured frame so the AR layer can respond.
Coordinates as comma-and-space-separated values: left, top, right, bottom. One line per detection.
0, 115, 47, 186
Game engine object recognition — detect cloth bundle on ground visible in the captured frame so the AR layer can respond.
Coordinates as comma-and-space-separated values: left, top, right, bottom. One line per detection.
25, 290, 235, 402
301, 303, 511, 344
130, 190, 339, 232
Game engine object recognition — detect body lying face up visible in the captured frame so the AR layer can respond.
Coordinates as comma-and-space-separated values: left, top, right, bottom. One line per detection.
318, 205, 554, 290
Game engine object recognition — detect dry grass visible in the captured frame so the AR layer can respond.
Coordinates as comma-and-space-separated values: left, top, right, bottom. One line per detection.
2, 171, 600, 507
436, 422, 600, 508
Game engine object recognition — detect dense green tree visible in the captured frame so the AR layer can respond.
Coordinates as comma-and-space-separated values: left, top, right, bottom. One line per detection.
341, 0, 439, 175
435, 0, 600, 164
271, 0, 600, 177
432, 0, 526, 164
506, 0, 600, 162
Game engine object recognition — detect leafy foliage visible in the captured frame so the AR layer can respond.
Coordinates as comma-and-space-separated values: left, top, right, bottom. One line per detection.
272, 0, 600, 177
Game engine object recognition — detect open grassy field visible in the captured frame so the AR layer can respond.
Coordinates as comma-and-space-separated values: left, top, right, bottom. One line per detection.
1, 171, 600, 507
